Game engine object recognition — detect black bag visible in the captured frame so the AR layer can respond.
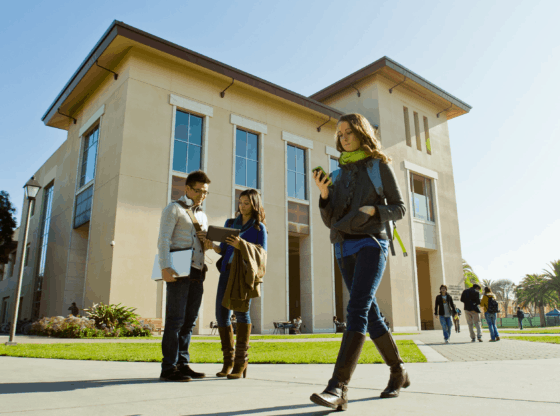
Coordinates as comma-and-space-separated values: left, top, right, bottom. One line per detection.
487, 297, 500, 314
215, 219, 235, 272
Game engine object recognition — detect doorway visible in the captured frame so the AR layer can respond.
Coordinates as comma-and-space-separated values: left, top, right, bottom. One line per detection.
416, 250, 434, 330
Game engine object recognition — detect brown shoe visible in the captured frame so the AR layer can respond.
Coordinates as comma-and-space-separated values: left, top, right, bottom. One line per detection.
372, 331, 411, 398
227, 323, 251, 379
177, 364, 205, 379
310, 331, 366, 411
216, 325, 235, 377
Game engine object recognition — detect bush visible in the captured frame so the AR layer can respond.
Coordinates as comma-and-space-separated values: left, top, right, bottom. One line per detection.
29, 303, 155, 338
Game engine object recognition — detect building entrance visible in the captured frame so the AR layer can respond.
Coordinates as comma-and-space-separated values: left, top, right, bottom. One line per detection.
416, 250, 434, 330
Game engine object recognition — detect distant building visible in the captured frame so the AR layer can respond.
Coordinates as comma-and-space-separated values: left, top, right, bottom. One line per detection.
0, 21, 471, 333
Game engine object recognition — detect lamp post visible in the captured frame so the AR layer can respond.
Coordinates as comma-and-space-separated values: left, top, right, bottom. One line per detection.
5, 177, 41, 346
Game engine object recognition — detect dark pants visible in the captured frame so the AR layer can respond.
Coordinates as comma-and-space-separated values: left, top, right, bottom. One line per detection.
518, 317, 523, 329
161, 278, 204, 372
215, 269, 251, 327
337, 245, 389, 339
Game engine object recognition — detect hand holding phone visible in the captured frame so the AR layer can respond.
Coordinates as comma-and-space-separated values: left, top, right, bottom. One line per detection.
312, 166, 331, 199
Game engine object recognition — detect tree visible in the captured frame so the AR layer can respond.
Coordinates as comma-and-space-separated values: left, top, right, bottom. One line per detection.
492, 279, 515, 317
0, 191, 17, 264
462, 259, 480, 288
543, 260, 560, 303
482, 279, 494, 291
516, 274, 558, 327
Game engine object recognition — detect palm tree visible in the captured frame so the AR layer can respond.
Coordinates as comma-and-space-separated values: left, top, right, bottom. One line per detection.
543, 260, 560, 304
482, 279, 494, 291
462, 259, 480, 289
516, 274, 557, 326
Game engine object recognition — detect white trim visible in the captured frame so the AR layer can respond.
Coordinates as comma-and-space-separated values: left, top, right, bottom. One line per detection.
282, 131, 313, 149
403, 160, 438, 180
170, 94, 213, 117
79, 105, 105, 137
287, 197, 310, 205
412, 218, 436, 226
325, 146, 340, 158
167, 106, 177, 203
231, 124, 237, 217
432, 179, 446, 284
171, 171, 188, 179
405, 167, 422, 333
258, 133, 265, 202
306, 147, 315, 332
284, 141, 290, 320
202, 116, 210, 171
75, 180, 94, 197
230, 114, 267, 134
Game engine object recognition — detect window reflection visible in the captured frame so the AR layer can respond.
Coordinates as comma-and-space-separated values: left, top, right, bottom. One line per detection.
410, 173, 434, 222
287, 145, 306, 200
174, 110, 203, 173
235, 129, 259, 188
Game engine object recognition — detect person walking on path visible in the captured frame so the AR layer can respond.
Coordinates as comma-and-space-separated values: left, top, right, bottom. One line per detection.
68, 302, 79, 316
211, 189, 267, 380
480, 287, 500, 341
434, 285, 456, 343
461, 284, 483, 342
517, 307, 525, 330
157, 170, 212, 382
310, 113, 408, 411
453, 307, 461, 333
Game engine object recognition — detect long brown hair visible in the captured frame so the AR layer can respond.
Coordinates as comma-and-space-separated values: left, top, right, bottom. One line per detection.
239, 189, 267, 231
336, 113, 392, 164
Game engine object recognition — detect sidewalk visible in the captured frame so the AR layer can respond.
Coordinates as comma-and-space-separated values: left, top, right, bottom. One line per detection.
1, 356, 559, 415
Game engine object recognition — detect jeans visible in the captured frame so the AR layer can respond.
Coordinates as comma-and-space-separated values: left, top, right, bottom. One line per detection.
485, 312, 500, 340
215, 269, 251, 327
337, 245, 389, 339
518, 317, 524, 329
465, 310, 482, 340
161, 278, 204, 372
439, 316, 453, 340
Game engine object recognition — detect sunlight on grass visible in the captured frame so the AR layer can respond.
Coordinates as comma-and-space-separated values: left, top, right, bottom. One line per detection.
506, 336, 560, 344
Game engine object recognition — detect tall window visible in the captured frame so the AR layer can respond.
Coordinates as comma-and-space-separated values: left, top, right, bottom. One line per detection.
423, 116, 432, 155
173, 110, 203, 173
413, 111, 422, 151
235, 128, 259, 188
37, 185, 54, 278
330, 157, 339, 174
410, 173, 434, 222
287, 145, 306, 200
74, 185, 93, 228
79, 126, 99, 187
403, 107, 411, 147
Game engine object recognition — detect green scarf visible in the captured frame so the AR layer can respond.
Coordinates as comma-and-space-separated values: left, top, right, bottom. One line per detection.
339, 149, 370, 165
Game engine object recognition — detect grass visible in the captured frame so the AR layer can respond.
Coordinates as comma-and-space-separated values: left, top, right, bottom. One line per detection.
506, 336, 560, 344
192, 332, 418, 341
0, 340, 425, 363
499, 328, 560, 334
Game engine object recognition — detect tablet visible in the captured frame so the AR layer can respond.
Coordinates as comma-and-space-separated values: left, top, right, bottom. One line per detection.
206, 225, 240, 243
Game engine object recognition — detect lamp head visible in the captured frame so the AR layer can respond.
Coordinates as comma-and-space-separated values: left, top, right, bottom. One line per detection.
23, 177, 41, 200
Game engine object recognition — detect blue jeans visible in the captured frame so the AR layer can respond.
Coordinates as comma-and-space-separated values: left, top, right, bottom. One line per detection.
518, 317, 523, 329
439, 316, 453, 340
337, 245, 389, 339
485, 312, 500, 340
161, 278, 204, 372
215, 269, 251, 327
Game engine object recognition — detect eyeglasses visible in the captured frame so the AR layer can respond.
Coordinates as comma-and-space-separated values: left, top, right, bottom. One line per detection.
190, 188, 209, 196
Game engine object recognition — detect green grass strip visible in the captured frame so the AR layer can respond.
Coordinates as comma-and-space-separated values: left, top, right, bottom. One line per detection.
0, 340, 425, 364
499, 328, 560, 334
506, 336, 560, 344
192, 332, 418, 341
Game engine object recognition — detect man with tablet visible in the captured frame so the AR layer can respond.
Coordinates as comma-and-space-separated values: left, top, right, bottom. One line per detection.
157, 170, 213, 382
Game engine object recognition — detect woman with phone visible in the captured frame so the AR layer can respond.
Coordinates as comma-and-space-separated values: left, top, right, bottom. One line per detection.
310, 113, 407, 411
211, 189, 267, 379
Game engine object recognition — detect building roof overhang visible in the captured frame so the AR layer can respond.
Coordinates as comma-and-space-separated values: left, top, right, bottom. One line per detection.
309, 56, 472, 120
42, 21, 343, 130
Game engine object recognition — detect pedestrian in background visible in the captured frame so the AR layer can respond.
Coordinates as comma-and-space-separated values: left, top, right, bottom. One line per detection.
68, 302, 79, 316
461, 284, 483, 342
480, 287, 500, 341
516, 307, 525, 330
434, 285, 456, 343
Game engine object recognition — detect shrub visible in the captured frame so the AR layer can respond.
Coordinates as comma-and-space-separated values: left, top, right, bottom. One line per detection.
83, 303, 140, 330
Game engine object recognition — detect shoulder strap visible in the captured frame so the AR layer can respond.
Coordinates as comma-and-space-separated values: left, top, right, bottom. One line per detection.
331, 169, 341, 184
175, 201, 202, 232
366, 158, 384, 199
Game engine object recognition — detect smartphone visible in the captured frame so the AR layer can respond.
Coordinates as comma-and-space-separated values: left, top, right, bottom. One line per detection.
313, 166, 332, 185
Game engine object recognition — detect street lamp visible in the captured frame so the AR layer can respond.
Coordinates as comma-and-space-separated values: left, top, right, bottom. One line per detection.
5, 177, 41, 346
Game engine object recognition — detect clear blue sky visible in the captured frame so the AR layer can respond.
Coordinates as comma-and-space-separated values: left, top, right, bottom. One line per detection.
1, 0, 559, 285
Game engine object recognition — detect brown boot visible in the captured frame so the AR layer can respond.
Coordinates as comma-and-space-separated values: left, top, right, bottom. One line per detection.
216, 325, 235, 377
227, 323, 251, 379
372, 331, 410, 398
310, 331, 366, 411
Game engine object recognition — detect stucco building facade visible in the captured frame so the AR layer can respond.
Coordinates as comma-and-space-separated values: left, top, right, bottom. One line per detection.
0, 21, 471, 334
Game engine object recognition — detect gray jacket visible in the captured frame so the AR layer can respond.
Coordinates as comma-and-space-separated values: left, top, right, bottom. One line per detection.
319, 157, 406, 243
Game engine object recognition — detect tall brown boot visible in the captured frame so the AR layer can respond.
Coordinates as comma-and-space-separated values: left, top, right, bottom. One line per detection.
310, 331, 366, 411
227, 323, 251, 379
372, 331, 410, 398
216, 325, 235, 377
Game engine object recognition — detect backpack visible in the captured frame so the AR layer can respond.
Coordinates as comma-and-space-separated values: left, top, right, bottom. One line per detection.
487, 297, 500, 314
331, 158, 407, 257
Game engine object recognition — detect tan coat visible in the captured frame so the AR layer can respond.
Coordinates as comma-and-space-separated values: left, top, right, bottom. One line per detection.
221, 240, 267, 313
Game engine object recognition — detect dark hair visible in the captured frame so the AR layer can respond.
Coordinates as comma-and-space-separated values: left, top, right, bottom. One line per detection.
239, 189, 267, 231
484, 287, 492, 294
439, 284, 448, 293
336, 113, 391, 164
472, 284, 481, 290
186, 170, 211, 187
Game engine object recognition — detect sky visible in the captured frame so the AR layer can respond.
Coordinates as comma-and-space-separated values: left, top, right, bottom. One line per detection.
0, 0, 559, 285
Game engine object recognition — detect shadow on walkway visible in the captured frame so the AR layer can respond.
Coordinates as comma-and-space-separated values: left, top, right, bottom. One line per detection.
0, 378, 165, 394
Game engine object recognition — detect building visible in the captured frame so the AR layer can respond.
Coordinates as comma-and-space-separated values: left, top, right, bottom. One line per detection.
0, 21, 471, 334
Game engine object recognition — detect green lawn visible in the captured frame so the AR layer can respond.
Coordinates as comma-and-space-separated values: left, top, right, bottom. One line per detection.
193, 332, 418, 341
506, 336, 560, 344
0, 340, 425, 363
499, 328, 560, 334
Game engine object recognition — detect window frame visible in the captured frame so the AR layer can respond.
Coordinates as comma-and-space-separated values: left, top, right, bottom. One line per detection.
410, 172, 435, 223
286, 143, 308, 201
234, 127, 260, 190
172, 109, 204, 175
